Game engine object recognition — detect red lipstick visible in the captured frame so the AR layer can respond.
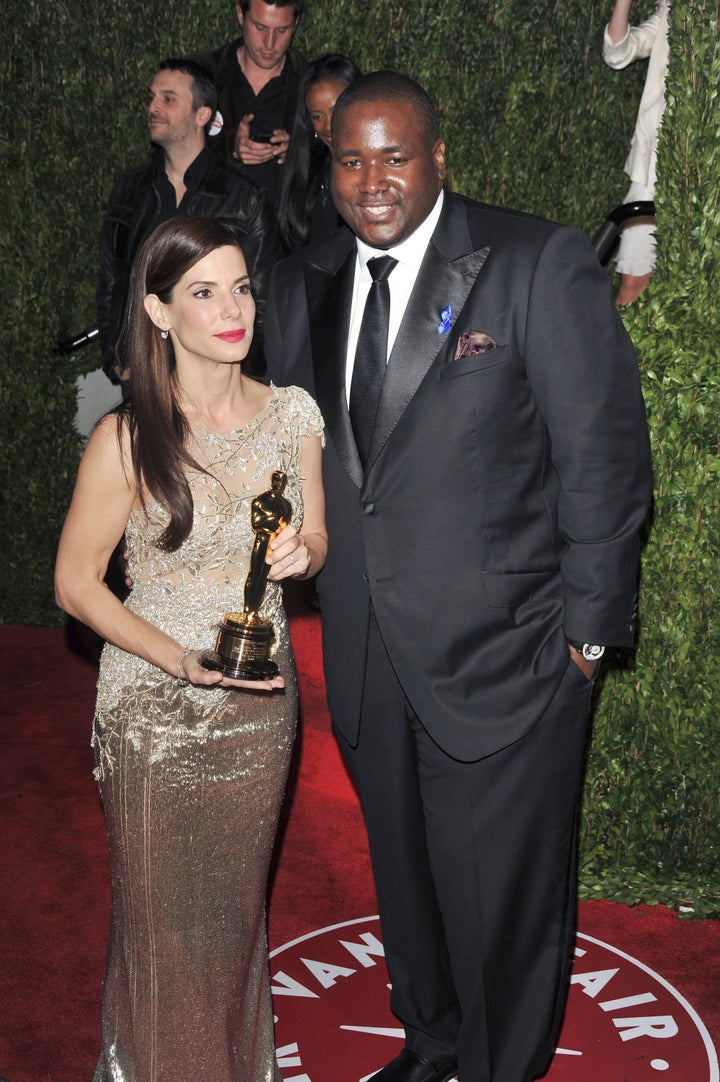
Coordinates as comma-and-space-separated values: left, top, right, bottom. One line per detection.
215, 330, 246, 343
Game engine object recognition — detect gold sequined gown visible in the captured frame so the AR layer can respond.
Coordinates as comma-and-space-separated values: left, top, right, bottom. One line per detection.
91, 386, 324, 1082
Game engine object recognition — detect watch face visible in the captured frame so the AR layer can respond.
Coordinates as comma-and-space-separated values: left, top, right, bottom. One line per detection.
582, 644, 606, 662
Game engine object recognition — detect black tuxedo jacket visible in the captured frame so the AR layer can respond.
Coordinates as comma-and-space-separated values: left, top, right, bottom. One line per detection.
266, 193, 652, 760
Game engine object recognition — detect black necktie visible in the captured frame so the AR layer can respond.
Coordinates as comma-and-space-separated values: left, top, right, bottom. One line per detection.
349, 255, 398, 467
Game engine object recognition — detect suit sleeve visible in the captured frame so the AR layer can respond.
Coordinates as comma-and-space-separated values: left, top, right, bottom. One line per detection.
96, 180, 123, 383
264, 261, 289, 384
189, 43, 241, 162
602, 4, 662, 68
523, 226, 652, 647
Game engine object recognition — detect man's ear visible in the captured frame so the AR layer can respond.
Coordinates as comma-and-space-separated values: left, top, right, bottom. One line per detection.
236, 3, 244, 29
144, 293, 170, 332
196, 105, 213, 131
433, 140, 447, 183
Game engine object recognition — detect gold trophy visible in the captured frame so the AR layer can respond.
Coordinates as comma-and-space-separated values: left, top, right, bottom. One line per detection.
200, 470, 292, 680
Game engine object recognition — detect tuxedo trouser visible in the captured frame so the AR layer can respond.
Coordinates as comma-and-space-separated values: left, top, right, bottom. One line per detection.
336, 615, 595, 1082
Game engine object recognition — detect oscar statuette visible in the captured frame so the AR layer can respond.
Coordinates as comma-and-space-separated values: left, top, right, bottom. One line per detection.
200, 470, 292, 680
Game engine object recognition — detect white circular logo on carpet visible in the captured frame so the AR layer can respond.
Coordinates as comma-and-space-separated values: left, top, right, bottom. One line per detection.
270, 916, 719, 1081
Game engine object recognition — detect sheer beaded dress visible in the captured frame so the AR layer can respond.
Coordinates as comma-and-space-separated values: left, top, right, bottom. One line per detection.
91, 385, 324, 1082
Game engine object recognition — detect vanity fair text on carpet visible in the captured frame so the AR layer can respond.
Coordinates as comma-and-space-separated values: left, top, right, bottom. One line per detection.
270, 918, 717, 1082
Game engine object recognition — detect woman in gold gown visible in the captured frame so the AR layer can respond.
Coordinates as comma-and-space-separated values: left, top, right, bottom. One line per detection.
55, 216, 327, 1081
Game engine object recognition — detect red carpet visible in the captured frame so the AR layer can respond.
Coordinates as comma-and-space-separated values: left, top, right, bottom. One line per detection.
1, 595, 718, 1081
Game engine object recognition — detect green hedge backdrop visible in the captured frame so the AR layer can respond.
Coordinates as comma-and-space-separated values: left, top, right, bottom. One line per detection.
1, 0, 717, 912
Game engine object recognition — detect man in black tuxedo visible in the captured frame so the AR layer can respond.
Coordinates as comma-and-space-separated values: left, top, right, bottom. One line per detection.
266, 71, 652, 1082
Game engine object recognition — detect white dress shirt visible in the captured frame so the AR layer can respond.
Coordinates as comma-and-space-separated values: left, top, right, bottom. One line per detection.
344, 191, 445, 405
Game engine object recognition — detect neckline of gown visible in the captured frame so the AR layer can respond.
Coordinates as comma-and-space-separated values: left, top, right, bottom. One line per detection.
193, 383, 280, 439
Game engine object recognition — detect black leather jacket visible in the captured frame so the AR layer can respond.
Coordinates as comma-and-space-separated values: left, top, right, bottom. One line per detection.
96, 145, 282, 381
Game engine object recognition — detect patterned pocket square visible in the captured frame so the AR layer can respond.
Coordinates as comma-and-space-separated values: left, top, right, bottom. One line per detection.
454, 331, 498, 359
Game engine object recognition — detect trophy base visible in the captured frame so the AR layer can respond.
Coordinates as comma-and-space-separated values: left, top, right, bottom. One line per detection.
200, 612, 279, 681
199, 650, 279, 680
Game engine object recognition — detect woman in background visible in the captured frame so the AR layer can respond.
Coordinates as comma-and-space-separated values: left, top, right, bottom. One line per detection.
55, 216, 326, 1081
277, 53, 360, 252
603, 0, 670, 305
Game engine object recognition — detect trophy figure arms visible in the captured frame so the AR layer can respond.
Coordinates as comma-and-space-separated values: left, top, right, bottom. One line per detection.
243, 470, 293, 616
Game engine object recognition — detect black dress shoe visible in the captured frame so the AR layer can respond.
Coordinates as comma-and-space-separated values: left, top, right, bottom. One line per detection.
371, 1047, 458, 1082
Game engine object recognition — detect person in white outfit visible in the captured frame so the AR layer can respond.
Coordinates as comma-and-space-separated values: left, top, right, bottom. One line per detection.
603, 0, 670, 305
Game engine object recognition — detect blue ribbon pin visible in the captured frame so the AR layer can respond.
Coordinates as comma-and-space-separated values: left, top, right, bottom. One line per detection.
437, 305, 453, 335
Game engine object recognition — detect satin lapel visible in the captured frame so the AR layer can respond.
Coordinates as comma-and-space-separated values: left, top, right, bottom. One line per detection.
367, 240, 491, 470
304, 249, 364, 489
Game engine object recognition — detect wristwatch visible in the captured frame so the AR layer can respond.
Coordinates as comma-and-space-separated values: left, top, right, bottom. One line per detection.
567, 641, 606, 662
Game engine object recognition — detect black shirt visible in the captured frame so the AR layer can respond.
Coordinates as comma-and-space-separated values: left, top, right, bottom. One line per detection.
156, 145, 212, 220
190, 39, 306, 212
228, 60, 289, 209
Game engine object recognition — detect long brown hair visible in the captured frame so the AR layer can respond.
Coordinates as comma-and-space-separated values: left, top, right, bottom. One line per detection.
118, 216, 248, 551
